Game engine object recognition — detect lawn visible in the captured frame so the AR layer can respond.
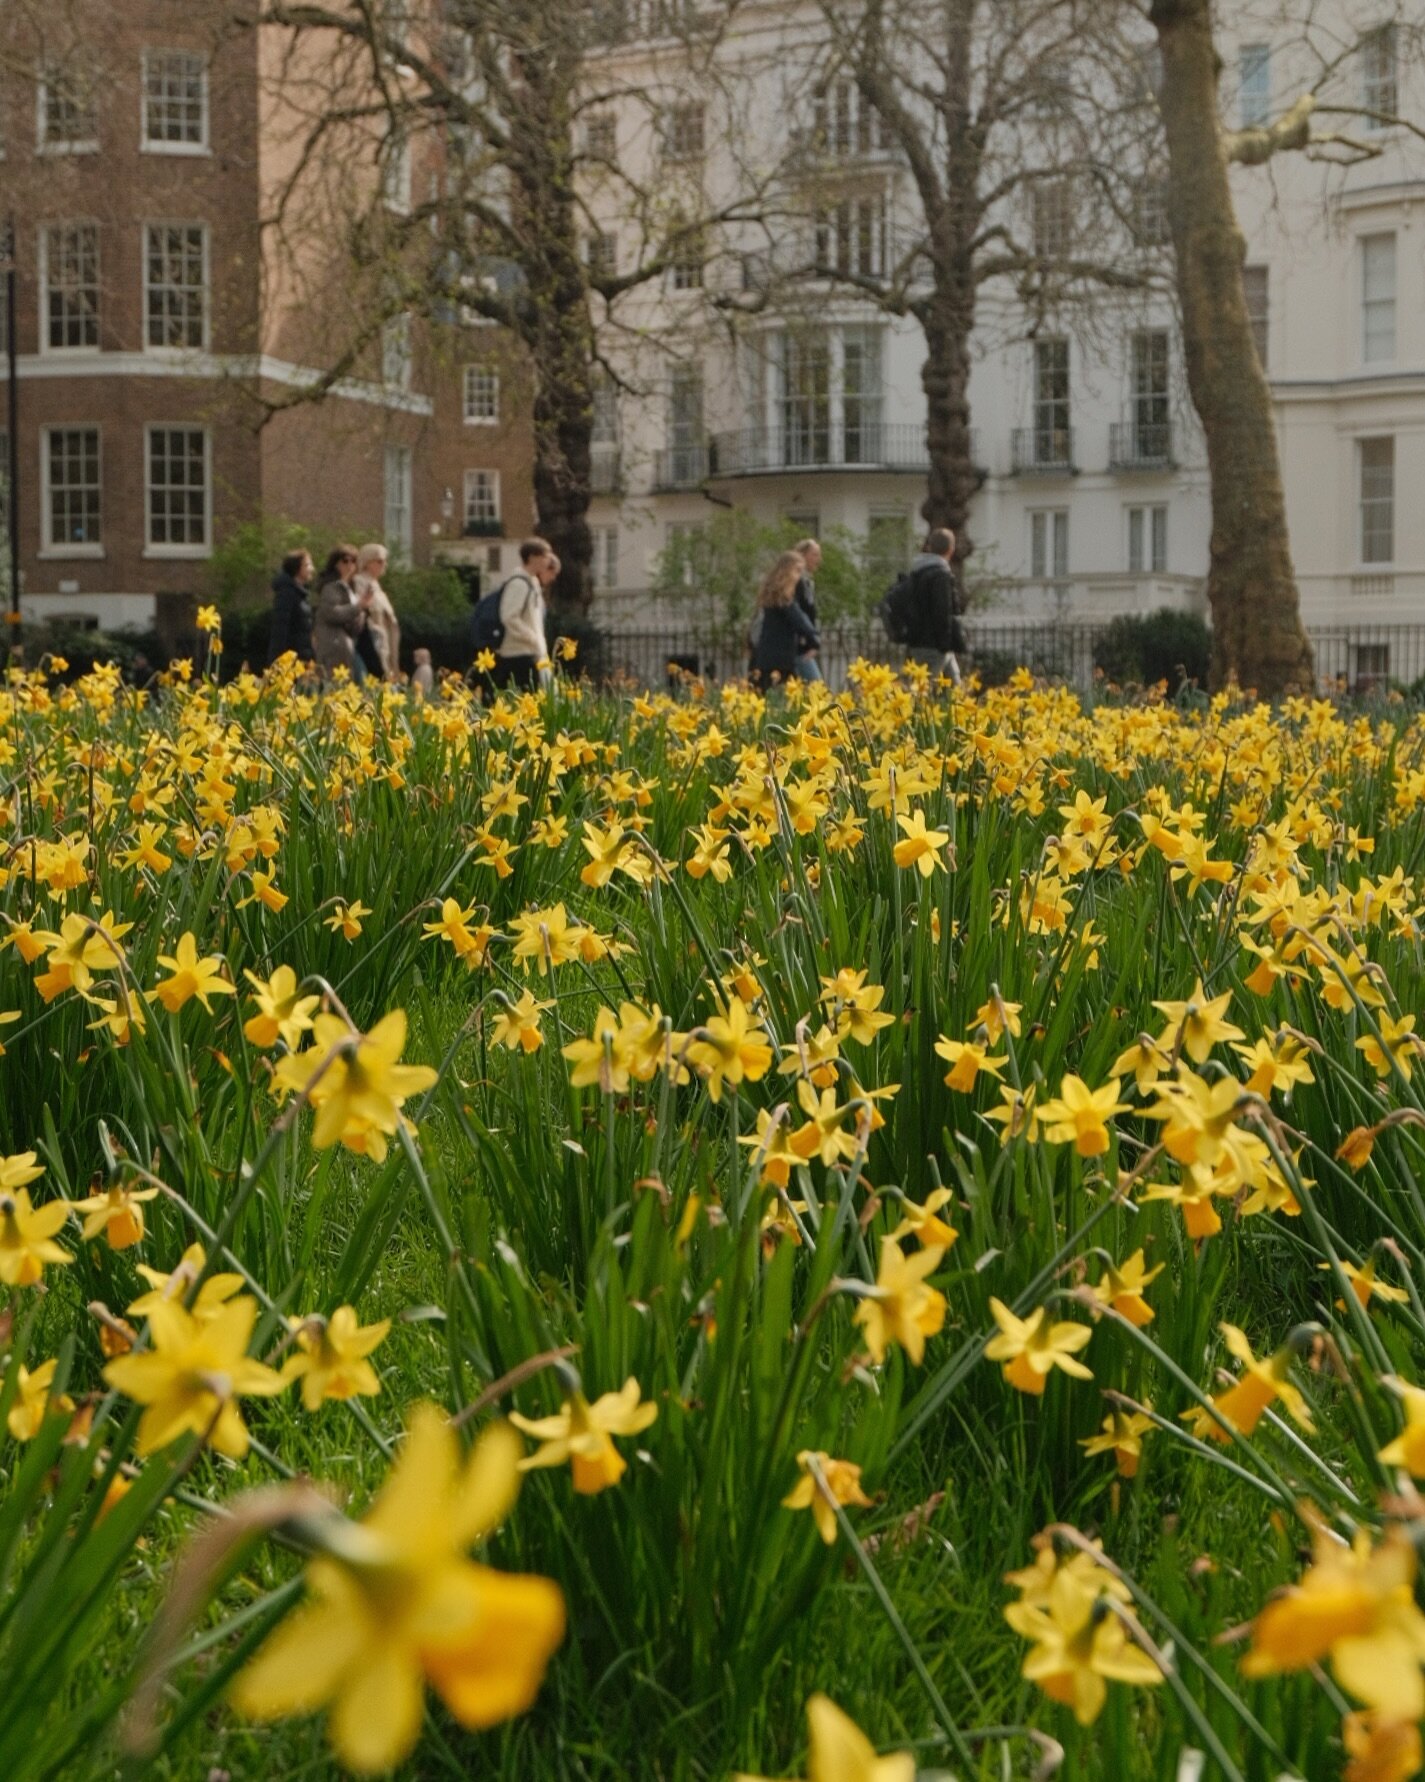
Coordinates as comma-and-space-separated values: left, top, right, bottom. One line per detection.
2, 645, 1424, 1782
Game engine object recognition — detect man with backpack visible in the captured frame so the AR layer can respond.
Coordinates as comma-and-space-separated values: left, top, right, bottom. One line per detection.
470, 537, 556, 695
879, 527, 966, 687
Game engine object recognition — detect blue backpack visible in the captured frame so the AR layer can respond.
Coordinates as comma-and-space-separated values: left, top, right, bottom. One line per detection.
469, 581, 507, 655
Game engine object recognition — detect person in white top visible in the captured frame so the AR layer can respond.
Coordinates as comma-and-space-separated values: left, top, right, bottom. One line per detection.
355, 543, 402, 679
493, 537, 557, 692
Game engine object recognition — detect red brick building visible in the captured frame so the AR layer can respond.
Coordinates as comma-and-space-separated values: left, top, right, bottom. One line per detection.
0, 4, 533, 650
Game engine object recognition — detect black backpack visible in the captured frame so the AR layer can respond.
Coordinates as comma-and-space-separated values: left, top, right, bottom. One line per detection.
469, 581, 508, 655
878, 572, 917, 644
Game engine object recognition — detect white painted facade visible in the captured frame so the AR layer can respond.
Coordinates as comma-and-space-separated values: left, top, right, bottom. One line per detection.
578, 1, 1425, 644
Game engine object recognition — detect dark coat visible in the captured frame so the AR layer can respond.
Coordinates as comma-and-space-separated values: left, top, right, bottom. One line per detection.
268, 571, 314, 664
751, 599, 820, 684
793, 573, 818, 626
904, 555, 965, 654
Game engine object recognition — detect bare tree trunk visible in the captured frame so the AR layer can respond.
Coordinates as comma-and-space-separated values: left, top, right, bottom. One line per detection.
1150, 0, 1313, 695
919, 305, 978, 556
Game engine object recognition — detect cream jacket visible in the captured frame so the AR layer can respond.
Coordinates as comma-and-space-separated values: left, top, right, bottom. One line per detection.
498, 571, 548, 661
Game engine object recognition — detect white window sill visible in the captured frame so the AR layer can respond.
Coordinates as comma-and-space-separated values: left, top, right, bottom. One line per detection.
140, 141, 211, 157
38, 345, 103, 359
144, 546, 212, 561
39, 546, 104, 560
143, 342, 211, 358
463, 416, 499, 427
36, 141, 100, 157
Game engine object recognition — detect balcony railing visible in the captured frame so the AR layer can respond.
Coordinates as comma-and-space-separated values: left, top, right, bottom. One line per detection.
653, 444, 712, 491
590, 443, 623, 495
710, 421, 930, 476
1011, 427, 1076, 475
1108, 420, 1174, 470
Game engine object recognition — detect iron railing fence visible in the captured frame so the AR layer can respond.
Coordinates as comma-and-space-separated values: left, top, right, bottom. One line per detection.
574, 620, 1425, 698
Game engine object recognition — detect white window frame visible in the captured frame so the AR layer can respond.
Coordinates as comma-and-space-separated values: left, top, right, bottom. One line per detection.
1127, 504, 1168, 575
36, 64, 98, 156
39, 223, 100, 356
1029, 509, 1069, 581
1362, 23, 1398, 129
143, 425, 212, 559
1359, 436, 1395, 567
385, 444, 414, 561
462, 365, 500, 425
463, 468, 501, 529
382, 313, 413, 392
40, 425, 103, 559
1361, 232, 1397, 365
591, 524, 620, 591
663, 101, 706, 162
1239, 44, 1271, 127
142, 221, 210, 353
1243, 264, 1269, 367
382, 130, 413, 215
585, 114, 617, 165
140, 50, 210, 155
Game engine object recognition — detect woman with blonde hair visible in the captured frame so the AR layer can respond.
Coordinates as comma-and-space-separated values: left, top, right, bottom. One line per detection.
749, 549, 820, 687
355, 543, 401, 678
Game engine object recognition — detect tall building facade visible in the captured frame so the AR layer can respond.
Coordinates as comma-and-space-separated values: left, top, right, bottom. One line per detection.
0, 3, 534, 644
577, 1, 1423, 656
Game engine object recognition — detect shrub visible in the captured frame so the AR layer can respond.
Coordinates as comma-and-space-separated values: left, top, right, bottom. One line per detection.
1094, 608, 1211, 693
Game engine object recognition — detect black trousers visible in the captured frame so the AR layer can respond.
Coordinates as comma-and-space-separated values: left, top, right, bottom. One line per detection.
479, 654, 539, 701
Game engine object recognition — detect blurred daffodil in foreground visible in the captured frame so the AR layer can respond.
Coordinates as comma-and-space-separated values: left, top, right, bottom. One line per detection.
734, 1693, 913, 1782
230, 1409, 565, 1774
1006, 1561, 1162, 1725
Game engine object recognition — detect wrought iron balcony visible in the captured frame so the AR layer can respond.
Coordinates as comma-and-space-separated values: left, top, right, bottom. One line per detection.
1011, 428, 1076, 475
1108, 421, 1174, 471
709, 421, 929, 477
653, 443, 712, 490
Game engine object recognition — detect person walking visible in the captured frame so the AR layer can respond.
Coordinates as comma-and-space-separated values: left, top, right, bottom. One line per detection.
750, 549, 820, 688
792, 536, 823, 682
887, 528, 965, 686
312, 545, 370, 683
355, 543, 401, 679
491, 537, 556, 693
268, 550, 315, 666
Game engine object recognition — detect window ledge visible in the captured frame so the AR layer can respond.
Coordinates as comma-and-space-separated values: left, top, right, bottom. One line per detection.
144, 546, 212, 561
36, 141, 100, 157
140, 141, 211, 157
463, 416, 499, 426
38, 546, 105, 560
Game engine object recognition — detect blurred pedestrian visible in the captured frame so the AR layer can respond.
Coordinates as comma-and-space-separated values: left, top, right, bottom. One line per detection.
313, 545, 368, 683
355, 543, 401, 679
268, 549, 315, 666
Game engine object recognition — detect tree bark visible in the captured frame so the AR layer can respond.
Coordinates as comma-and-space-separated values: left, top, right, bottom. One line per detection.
1150, 0, 1314, 695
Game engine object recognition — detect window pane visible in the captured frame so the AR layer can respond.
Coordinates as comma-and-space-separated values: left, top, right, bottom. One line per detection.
143, 52, 207, 145
147, 427, 208, 547
44, 225, 100, 350
1128, 508, 1144, 574
145, 224, 207, 349
1151, 506, 1167, 573
1242, 265, 1269, 366
1362, 234, 1396, 362
1360, 437, 1394, 564
1240, 44, 1271, 126
1033, 339, 1070, 461
46, 428, 102, 547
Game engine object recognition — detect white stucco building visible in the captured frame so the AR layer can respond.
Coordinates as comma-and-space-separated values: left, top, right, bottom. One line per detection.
577, 1, 1424, 671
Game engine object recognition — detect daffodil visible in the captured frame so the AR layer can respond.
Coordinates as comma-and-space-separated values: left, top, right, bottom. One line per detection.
103, 1295, 287, 1458
1185, 1323, 1313, 1443
1378, 1383, 1425, 1476
282, 1307, 391, 1411
1152, 979, 1245, 1064
7, 1358, 74, 1441
509, 1377, 658, 1494
0, 1160, 71, 1286
150, 933, 237, 1014
71, 1180, 160, 1251
1080, 1405, 1155, 1478
243, 966, 320, 1051
230, 1410, 565, 1773
853, 1238, 946, 1366
734, 1694, 913, 1782
1036, 1075, 1130, 1158
888, 1188, 959, 1250
274, 1011, 438, 1162
1357, 1013, 1423, 1083
687, 998, 773, 1102
986, 1299, 1093, 1396
129, 1243, 246, 1321
933, 1035, 1005, 1093
1006, 1564, 1162, 1725
781, 1451, 874, 1544
892, 807, 950, 877
1342, 1711, 1421, 1782
1243, 1526, 1425, 1721
1089, 1250, 1164, 1328
489, 990, 551, 1054
324, 900, 371, 941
